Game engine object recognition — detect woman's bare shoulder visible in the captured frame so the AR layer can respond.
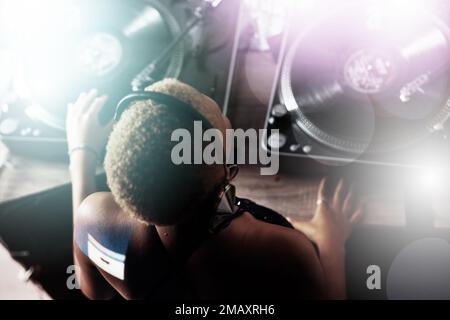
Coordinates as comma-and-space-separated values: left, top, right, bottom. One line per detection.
77, 192, 130, 226
207, 212, 317, 261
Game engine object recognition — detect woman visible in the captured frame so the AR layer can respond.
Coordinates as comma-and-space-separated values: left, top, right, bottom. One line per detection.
67, 79, 364, 300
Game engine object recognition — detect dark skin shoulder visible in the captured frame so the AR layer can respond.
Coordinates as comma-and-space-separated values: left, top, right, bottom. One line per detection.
75, 192, 326, 300
187, 213, 326, 299
75, 192, 173, 300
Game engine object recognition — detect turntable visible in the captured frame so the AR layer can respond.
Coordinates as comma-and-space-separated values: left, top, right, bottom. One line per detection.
0, 0, 240, 158
264, 0, 450, 169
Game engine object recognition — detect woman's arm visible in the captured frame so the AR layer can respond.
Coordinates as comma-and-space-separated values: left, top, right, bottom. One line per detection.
290, 178, 365, 299
66, 89, 112, 221
66, 89, 114, 298
69, 151, 97, 225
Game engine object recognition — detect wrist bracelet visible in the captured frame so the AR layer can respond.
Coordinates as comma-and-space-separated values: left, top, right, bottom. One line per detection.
68, 145, 99, 159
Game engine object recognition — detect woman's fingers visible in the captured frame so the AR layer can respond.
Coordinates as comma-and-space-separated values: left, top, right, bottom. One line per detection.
80, 89, 98, 113
75, 92, 87, 106
317, 178, 326, 199
317, 177, 333, 204
73, 89, 98, 114
333, 178, 348, 208
350, 201, 367, 225
86, 95, 108, 119
342, 183, 356, 216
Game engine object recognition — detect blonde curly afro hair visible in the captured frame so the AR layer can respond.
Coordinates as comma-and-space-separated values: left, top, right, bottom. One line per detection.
104, 79, 225, 225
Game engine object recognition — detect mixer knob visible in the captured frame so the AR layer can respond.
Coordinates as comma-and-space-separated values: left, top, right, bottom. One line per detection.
267, 132, 287, 150
271, 103, 287, 118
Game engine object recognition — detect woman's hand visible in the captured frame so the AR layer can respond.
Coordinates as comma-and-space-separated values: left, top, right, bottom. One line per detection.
291, 178, 365, 251
66, 89, 113, 156
290, 177, 366, 299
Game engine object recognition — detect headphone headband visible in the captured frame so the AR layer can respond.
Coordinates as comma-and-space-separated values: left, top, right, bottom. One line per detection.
114, 91, 214, 130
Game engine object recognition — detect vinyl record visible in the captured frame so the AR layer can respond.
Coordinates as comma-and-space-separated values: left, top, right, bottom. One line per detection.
14, 0, 184, 130
280, 4, 450, 154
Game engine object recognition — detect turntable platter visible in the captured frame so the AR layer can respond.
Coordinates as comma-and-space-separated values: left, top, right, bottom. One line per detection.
14, 0, 184, 130
280, 4, 450, 154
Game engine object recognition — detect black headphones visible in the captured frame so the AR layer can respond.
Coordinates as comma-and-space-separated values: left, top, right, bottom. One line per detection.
114, 92, 239, 229
115, 91, 214, 127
